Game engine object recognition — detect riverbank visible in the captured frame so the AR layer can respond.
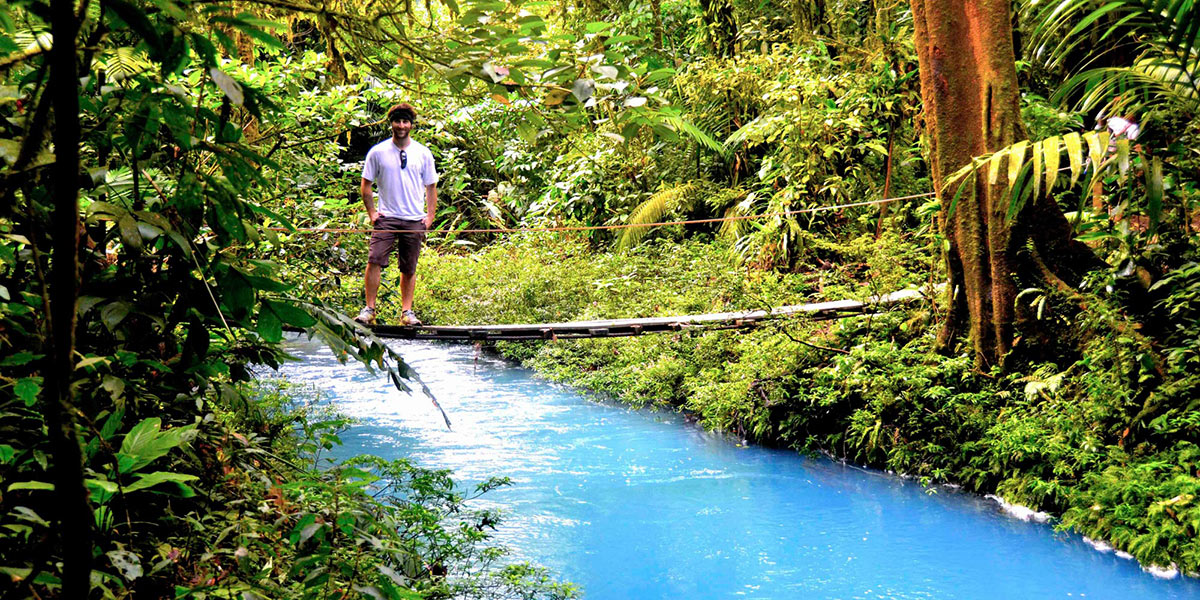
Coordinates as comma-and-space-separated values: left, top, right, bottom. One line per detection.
396, 233, 1200, 577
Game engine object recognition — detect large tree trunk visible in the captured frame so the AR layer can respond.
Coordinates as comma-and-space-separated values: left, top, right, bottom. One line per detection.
48, 0, 92, 594
910, 0, 1100, 369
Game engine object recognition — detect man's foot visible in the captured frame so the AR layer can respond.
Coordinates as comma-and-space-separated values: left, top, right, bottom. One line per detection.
401, 309, 422, 326
354, 306, 376, 325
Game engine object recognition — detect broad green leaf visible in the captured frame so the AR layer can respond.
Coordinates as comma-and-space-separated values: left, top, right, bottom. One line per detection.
118, 213, 143, 251
0, 444, 14, 463
123, 471, 199, 495
209, 68, 244, 105
117, 418, 197, 474
78, 295, 105, 316
14, 377, 39, 406
7, 481, 54, 492
1064, 132, 1083, 186
606, 34, 642, 44
85, 478, 119, 503
1043, 136, 1060, 191
0, 351, 36, 366
1007, 140, 1029, 189
257, 308, 282, 342
233, 265, 292, 292
231, 23, 284, 50
264, 299, 316, 328
105, 0, 163, 52
101, 301, 131, 331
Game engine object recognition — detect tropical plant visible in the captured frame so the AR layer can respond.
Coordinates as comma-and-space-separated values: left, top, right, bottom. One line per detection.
1027, 0, 1200, 118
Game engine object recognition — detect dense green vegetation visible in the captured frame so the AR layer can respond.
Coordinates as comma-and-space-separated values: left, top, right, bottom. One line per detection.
2, 0, 1199, 597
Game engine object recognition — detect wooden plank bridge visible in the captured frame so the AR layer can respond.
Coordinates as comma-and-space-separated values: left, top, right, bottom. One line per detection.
366, 288, 927, 341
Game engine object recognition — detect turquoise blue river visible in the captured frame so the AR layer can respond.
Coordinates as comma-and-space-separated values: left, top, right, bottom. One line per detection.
280, 336, 1200, 599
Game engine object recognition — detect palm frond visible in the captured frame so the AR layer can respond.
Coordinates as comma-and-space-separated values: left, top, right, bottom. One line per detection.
1032, 0, 1200, 116
617, 182, 700, 251
0, 29, 51, 69
941, 130, 1114, 219
99, 47, 154, 82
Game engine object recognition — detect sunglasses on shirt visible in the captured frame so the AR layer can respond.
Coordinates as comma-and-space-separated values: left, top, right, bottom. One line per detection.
397, 149, 407, 169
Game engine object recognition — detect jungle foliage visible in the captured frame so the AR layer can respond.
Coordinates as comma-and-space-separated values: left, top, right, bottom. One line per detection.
2, 0, 1200, 595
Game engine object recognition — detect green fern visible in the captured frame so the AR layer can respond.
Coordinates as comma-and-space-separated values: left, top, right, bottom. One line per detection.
616, 182, 701, 250
717, 193, 754, 243
656, 112, 726, 154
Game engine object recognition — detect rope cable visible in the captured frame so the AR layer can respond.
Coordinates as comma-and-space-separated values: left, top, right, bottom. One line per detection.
265, 190, 938, 236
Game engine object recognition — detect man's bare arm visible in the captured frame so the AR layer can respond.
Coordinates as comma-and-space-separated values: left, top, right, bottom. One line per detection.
424, 183, 438, 229
361, 178, 377, 222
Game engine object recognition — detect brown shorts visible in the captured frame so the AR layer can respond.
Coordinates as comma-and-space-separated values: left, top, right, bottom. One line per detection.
368, 217, 425, 274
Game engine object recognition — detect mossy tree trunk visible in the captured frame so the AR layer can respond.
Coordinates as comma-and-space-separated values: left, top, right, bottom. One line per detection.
320, 16, 348, 86
910, 0, 1101, 369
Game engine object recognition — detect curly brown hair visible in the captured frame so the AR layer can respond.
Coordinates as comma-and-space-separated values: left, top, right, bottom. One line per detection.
387, 103, 417, 123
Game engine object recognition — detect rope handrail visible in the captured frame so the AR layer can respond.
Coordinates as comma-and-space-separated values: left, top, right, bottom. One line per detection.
265, 191, 938, 235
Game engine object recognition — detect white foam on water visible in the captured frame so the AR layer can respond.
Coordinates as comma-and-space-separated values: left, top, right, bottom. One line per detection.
985, 494, 1051, 523
1115, 550, 1134, 560
1082, 536, 1113, 553
1142, 564, 1179, 579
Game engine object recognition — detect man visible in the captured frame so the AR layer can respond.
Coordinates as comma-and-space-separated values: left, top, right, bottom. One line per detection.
354, 103, 439, 326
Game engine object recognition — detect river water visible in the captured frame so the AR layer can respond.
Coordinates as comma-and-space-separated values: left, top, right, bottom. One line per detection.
278, 336, 1200, 599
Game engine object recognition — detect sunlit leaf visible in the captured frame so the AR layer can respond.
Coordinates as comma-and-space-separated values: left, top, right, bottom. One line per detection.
1039, 136, 1060, 193
1007, 140, 1029, 188
1116, 138, 1131, 179
210, 68, 244, 105
987, 149, 1007, 185
1064, 132, 1083, 187
571, 79, 594, 103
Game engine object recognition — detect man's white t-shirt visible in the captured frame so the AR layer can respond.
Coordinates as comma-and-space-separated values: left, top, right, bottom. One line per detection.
1106, 116, 1140, 142
362, 139, 439, 220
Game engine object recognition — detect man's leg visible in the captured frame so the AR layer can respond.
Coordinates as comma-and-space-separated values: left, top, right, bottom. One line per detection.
361, 218, 396, 321
399, 271, 416, 311
364, 262, 383, 308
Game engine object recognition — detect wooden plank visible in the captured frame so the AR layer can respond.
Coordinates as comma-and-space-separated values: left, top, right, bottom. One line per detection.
356, 287, 928, 341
